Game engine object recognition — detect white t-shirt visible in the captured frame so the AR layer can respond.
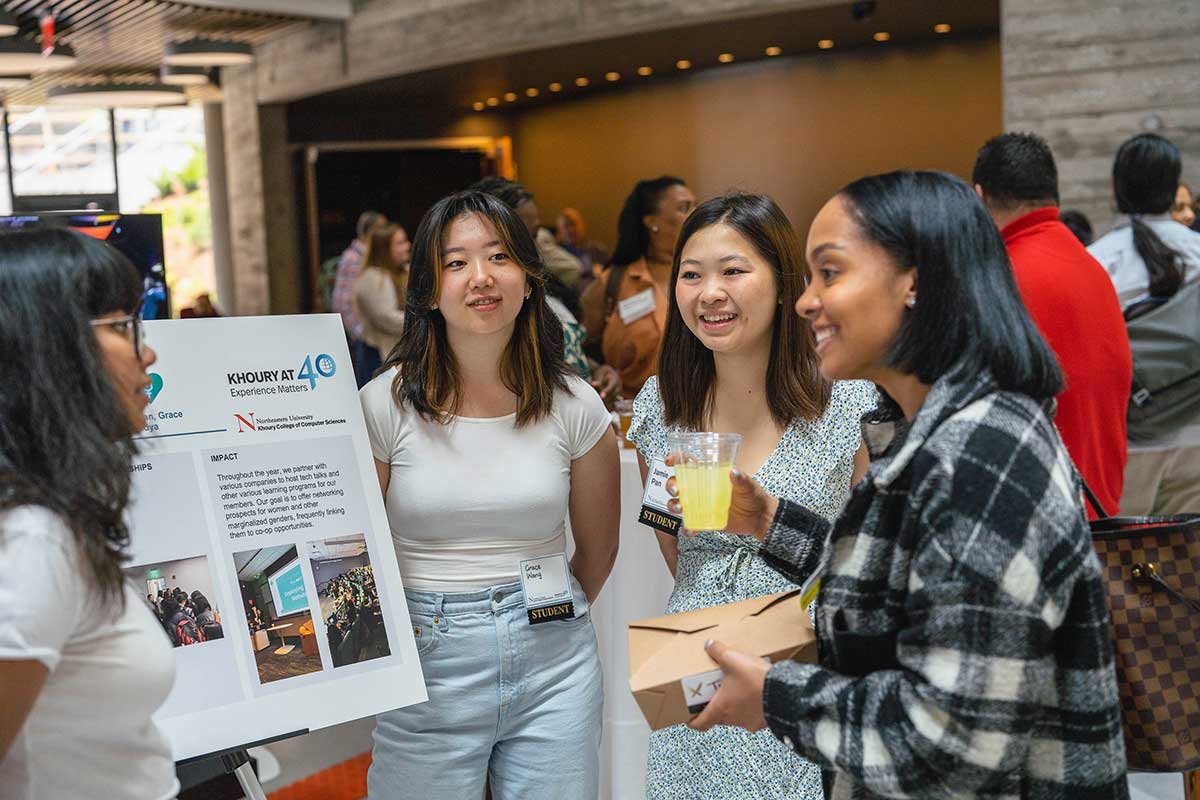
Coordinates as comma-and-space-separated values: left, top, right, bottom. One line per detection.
360, 370, 612, 592
0, 507, 178, 800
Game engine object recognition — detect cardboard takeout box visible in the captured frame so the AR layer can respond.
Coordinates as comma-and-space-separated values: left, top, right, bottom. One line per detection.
628, 589, 817, 731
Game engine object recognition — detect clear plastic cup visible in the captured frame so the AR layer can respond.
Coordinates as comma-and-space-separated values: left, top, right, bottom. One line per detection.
614, 399, 635, 449
665, 432, 742, 530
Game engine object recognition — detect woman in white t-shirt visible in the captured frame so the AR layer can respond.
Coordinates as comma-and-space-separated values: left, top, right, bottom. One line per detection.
0, 228, 178, 800
360, 190, 620, 799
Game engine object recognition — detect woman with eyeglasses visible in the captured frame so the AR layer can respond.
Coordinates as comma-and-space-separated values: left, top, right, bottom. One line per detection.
0, 228, 178, 799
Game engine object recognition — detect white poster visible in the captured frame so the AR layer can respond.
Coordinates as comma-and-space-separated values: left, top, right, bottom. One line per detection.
125, 314, 425, 761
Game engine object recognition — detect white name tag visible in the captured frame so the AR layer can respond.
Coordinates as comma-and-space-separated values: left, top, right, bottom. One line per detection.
639, 458, 681, 535
681, 668, 724, 714
618, 288, 656, 324
519, 553, 574, 624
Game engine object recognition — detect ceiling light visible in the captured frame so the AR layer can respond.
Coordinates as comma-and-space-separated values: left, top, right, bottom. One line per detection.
934, 23, 951, 34
873, 31, 891, 42
160, 65, 210, 86
549, 82, 563, 92
0, 73, 30, 89
575, 76, 589, 87
764, 46, 782, 57
675, 59, 691, 70
637, 66, 653, 76
525, 87, 539, 97
605, 71, 620, 81
818, 39, 834, 49
718, 52, 734, 63
48, 83, 187, 108
0, 10, 18, 37
472, 101, 485, 111
486, 96, 499, 106
0, 39, 76, 73
164, 39, 253, 67
503, 91, 517, 102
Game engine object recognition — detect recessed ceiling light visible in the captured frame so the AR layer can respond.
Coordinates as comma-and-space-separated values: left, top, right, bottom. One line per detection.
503, 91, 517, 102
764, 46, 782, 57
818, 39, 834, 50
873, 31, 891, 42
48, 83, 187, 108
164, 39, 253, 67
637, 65, 653, 76
525, 87, 539, 97
575, 76, 589, 87
605, 71, 620, 81
472, 101, 485, 111
0, 39, 76, 73
160, 65, 210, 86
0, 10, 18, 37
934, 23, 951, 34
676, 59, 691, 70
486, 96, 499, 106
549, 81, 563, 92
718, 53, 734, 63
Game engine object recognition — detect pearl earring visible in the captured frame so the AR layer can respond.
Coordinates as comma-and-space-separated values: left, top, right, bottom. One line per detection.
651, 225, 659, 233
905, 295, 916, 309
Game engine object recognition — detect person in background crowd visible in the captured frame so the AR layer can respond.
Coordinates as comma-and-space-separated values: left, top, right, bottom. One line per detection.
1058, 208, 1094, 246
361, 191, 619, 799
582, 176, 697, 399
556, 206, 610, 293
474, 177, 621, 398
676, 171, 1128, 800
1089, 133, 1200, 515
354, 223, 411, 361
471, 177, 583, 287
161, 596, 202, 646
973, 132, 1132, 516
1172, 182, 1196, 228
628, 192, 873, 800
0, 228, 178, 799
333, 210, 390, 387
245, 598, 264, 632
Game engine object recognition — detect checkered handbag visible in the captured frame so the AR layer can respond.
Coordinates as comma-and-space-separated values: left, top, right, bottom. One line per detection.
1087, 482, 1200, 772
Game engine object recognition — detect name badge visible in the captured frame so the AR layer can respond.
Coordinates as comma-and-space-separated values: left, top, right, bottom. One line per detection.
617, 288, 656, 324
640, 458, 681, 536
681, 668, 724, 714
519, 553, 574, 625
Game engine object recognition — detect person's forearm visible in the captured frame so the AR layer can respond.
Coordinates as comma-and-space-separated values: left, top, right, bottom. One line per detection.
759, 499, 829, 585
570, 538, 618, 602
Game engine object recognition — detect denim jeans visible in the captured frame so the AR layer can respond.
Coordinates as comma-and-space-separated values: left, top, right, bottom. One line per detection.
367, 576, 602, 799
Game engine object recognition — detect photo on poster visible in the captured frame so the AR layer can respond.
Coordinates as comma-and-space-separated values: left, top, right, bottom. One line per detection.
126, 556, 225, 648
307, 534, 391, 667
232, 544, 324, 685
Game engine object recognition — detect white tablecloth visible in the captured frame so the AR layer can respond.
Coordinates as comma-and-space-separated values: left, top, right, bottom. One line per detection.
587, 448, 675, 800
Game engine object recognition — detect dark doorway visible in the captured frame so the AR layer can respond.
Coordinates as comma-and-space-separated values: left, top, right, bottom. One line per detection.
300, 146, 494, 312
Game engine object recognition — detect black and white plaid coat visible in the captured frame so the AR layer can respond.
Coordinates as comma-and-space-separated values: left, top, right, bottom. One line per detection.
759, 364, 1129, 799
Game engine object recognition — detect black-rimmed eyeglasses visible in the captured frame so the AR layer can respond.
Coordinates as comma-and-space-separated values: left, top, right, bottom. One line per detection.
90, 313, 146, 360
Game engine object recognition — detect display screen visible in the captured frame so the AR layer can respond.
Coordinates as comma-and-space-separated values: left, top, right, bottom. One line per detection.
267, 559, 309, 617
0, 212, 169, 319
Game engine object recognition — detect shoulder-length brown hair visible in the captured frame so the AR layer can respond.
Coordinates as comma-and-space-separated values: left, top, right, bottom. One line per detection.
382, 190, 569, 426
363, 223, 408, 301
658, 192, 830, 429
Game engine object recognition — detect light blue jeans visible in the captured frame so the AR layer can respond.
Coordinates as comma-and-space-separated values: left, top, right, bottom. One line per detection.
367, 577, 602, 799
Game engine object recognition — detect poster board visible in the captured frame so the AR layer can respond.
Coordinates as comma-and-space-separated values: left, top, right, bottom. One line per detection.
125, 314, 425, 761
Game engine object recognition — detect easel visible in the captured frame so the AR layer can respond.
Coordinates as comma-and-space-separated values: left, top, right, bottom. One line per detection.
176, 729, 307, 800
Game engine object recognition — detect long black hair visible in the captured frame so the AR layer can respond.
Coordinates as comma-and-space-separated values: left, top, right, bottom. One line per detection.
1113, 133, 1186, 298
384, 191, 570, 426
839, 171, 1063, 399
659, 192, 830, 429
609, 175, 687, 268
0, 228, 144, 610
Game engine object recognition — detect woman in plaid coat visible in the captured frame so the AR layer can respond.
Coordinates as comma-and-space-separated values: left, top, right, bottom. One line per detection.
673, 171, 1129, 799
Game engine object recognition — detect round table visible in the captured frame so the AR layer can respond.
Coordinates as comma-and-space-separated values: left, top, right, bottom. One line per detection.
266, 622, 294, 655
573, 447, 675, 800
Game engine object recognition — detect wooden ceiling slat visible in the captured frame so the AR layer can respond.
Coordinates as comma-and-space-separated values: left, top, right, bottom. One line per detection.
0, 0, 309, 106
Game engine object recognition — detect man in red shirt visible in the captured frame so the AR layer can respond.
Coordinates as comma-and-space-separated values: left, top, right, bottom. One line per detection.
973, 133, 1132, 516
